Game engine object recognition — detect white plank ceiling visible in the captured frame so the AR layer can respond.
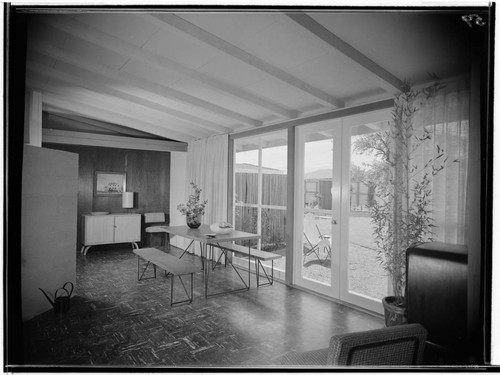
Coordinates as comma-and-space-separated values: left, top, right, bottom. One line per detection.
23, 8, 474, 146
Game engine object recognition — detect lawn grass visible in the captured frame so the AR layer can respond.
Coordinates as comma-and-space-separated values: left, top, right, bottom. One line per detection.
270, 213, 388, 300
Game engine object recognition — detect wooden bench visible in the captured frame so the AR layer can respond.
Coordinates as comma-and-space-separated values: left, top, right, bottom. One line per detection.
133, 248, 199, 306
209, 242, 282, 287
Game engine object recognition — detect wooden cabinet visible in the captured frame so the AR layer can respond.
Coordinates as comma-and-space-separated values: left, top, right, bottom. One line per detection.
81, 213, 141, 255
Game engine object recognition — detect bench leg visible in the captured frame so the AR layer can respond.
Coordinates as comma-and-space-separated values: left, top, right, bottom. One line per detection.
248, 245, 251, 289
167, 272, 195, 306
200, 242, 204, 270
202, 243, 250, 298
255, 258, 259, 287
170, 272, 174, 304
209, 244, 228, 271
256, 259, 274, 287
137, 257, 157, 281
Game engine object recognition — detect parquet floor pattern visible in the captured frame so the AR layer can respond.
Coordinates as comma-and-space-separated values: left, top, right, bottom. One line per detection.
23, 245, 384, 369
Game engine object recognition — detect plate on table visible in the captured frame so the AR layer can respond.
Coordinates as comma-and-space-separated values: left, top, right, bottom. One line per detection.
90, 211, 109, 216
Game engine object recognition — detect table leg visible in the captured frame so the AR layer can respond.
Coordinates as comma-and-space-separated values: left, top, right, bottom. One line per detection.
203, 242, 208, 298
200, 242, 204, 270
248, 245, 251, 289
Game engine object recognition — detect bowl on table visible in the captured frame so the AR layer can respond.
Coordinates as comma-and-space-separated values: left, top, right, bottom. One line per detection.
209, 222, 233, 234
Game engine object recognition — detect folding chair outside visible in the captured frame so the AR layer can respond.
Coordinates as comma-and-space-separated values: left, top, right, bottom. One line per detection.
303, 232, 324, 264
315, 224, 333, 261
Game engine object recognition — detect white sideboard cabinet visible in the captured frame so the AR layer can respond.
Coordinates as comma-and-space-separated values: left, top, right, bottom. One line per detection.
81, 213, 141, 255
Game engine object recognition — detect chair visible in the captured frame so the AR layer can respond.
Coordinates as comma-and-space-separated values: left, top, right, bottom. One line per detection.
303, 233, 329, 264
144, 212, 168, 246
315, 224, 332, 260
280, 323, 427, 366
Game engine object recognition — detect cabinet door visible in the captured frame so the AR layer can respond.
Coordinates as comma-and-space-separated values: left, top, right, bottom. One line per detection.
83, 215, 115, 245
114, 215, 141, 243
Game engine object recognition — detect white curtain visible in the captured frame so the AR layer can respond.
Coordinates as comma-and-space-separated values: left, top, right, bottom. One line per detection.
414, 80, 470, 245
186, 133, 229, 224
185, 134, 229, 257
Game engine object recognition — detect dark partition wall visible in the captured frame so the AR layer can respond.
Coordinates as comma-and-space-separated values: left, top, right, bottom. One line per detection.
406, 242, 473, 362
44, 144, 171, 248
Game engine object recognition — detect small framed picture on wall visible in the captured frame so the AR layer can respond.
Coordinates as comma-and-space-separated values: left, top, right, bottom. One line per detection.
94, 171, 126, 196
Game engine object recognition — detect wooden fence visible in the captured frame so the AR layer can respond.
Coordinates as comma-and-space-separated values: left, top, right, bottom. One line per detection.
234, 173, 287, 250
234, 173, 287, 206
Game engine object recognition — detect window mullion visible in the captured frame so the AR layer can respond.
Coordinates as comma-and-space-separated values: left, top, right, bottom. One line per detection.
257, 137, 263, 249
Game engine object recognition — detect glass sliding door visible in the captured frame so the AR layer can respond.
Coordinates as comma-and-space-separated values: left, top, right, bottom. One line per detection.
233, 130, 287, 279
294, 110, 391, 313
339, 112, 392, 313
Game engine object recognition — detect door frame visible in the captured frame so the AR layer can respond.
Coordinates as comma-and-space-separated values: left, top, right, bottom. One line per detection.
293, 119, 342, 299
293, 109, 391, 314
338, 109, 392, 314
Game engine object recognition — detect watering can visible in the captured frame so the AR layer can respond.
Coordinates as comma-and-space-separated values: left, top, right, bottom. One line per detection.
39, 282, 73, 315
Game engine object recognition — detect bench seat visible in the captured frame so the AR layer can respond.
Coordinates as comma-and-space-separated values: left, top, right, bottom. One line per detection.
209, 242, 282, 287
133, 247, 199, 305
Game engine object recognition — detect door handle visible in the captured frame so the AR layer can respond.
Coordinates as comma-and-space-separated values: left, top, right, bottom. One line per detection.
332, 220, 337, 225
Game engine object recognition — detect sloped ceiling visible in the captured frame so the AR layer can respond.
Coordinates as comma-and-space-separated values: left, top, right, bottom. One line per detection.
23, 8, 474, 146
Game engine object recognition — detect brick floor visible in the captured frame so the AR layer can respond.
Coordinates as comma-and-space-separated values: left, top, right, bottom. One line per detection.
22, 245, 384, 369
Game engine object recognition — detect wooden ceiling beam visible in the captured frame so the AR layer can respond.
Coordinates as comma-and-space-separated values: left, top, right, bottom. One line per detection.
27, 57, 235, 134
147, 13, 345, 108
29, 82, 195, 143
43, 129, 188, 152
28, 76, 213, 140
28, 40, 262, 128
287, 13, 403, 92
41, 16, 300, 120
43, 98, 194, 143
46, 112, 165, 138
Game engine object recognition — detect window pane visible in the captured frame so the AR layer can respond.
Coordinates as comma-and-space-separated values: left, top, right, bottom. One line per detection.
304, 139, 333, 211
234, 172, 258, 204
234, 146, 259, 204
234, 206, 258, 248
349, 123, 389, 300
262, 144, 287, 206
302, 135, 334, 286
261, 208, 286, 272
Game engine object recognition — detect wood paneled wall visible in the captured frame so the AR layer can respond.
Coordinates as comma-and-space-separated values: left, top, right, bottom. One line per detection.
44, 143, 171, 247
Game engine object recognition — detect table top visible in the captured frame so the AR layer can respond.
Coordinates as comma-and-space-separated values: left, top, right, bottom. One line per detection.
159, 225, 260, 244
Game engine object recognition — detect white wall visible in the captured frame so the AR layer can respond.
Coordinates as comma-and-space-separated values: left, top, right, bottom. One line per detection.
21, 145, 78, 320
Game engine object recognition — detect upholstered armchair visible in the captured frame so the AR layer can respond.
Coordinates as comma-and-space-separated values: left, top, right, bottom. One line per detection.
280, 323, 427, 367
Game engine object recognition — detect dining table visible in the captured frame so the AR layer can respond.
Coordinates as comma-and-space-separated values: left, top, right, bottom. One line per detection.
159, 224, 261, 298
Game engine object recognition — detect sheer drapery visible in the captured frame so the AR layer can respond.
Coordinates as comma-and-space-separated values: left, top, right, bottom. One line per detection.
413, 80, 470, 245
184, 134, 228, 258
186, 134, 229, 225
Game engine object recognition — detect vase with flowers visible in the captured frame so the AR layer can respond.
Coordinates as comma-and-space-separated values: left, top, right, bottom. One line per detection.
177, 182, 208, 229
